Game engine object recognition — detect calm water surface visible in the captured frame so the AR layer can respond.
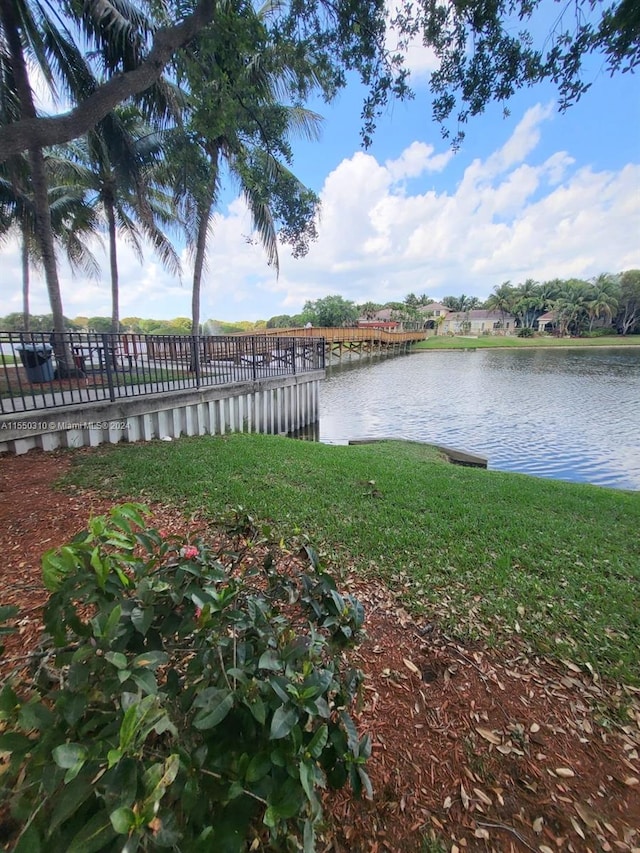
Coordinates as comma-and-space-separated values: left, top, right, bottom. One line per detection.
317, 348, 640, 491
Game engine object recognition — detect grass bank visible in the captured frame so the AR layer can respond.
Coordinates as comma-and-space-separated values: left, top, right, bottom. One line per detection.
414, 334, 640, 349
65, 435, 640, 684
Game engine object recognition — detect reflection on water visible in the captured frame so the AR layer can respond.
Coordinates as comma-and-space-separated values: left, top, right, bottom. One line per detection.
314, 348, 640, 491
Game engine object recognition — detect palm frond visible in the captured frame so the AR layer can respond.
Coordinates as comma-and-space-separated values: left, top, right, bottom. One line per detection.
280, 104, 323, 142
38, 8, 97, 106
138, 218, 181, 279
243, 191, 279, 274
114, 207, 145, 263
63, 229, 102, 279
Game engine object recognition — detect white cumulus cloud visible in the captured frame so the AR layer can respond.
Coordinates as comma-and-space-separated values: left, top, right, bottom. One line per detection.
1, 104, 638, 323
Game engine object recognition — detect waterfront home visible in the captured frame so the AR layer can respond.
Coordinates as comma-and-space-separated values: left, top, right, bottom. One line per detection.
536, 311, 557, 333
441, 309, 517, 335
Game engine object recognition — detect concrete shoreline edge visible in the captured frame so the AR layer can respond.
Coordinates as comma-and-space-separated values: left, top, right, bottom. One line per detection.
347, 436, 488, 468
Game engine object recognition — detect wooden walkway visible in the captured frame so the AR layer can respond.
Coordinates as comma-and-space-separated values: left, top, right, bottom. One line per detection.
260, 327, 425, 360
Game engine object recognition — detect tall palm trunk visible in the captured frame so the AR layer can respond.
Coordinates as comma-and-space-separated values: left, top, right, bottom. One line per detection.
105, 194, 120, 333
31, 148, 66, 334
0, 0, 70, 366
191, 195, 213, 337
21, 230, 30, 331
189, 190, 214, 374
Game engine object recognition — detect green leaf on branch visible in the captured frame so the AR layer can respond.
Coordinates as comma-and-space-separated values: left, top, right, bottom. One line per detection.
13, 823, 42, 853
258, 649, 282, 670
105, 651, 128, 670
49, 769, 96, 833
0, 604, 19, 622
52, 742, 87, 769
245, 752, 272, 783
144, 754, 180, 805
193, 692, 234, 730
17, 700, 52, 731
0, 683, 19, 717
131, 605, 153, 635
109, 805, 136, 834
132, 651, 168, 669
131, 668, 158, 695
306, 724, 328, 759
42, 546, 79, 591
270, 705, 297, 740
67, 811, 117, 853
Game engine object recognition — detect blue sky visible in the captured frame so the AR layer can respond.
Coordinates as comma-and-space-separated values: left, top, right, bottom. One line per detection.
1, 25, 639, 324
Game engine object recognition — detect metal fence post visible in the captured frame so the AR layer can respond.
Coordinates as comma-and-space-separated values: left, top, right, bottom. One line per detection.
101, 333, 116, 402
1, 329, 327, 415
251, 336, 257, 381
192, 334, 201, 388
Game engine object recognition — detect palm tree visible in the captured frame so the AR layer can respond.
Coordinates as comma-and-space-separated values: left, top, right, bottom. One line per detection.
0, 0, 171, 361
0, 150, 100, 330
169, 2, 324, 359
511, 279, 545, 330
442, 294, 481, 312
0, 0, 69, 350
485, 281, 516, 324
170, 124, 320, 345
359, 301, 383, 320
64, 108, 180, 332
616, 270, 640, 335
552, 279, 591, 336
587, 273, 619, 331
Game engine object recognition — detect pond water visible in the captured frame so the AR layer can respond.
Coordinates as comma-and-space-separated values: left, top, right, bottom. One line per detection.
315, 347, 640, 491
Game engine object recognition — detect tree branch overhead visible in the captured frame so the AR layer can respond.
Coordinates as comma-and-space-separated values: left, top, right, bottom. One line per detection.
0, 1, 215, 162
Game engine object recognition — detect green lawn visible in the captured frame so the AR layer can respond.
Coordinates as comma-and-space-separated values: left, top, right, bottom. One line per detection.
414, 335, 640, 349
63, 434, 640, 686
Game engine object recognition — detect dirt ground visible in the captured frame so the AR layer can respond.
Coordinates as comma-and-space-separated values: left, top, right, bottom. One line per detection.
1, 450, 639, 852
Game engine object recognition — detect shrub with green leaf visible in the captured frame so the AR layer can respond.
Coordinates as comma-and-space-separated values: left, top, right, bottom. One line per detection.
0, 504, 369, 852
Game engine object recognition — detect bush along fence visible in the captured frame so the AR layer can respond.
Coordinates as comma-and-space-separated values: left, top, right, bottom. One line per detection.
0, 331, 325, 415
0, 504, 370, 852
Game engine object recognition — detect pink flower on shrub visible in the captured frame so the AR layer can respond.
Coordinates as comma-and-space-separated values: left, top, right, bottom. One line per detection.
182, 545, 199, 560
158, 529, 169, 539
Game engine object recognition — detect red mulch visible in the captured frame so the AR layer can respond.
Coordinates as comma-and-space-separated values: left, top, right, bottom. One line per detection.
1, 450, 639, 852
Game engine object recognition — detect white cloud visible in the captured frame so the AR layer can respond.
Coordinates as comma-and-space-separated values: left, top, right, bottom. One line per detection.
384, 2, 439, 79
273, 103, 639, 306
385, 141, 453, 181
484, 103, 555, 176
1, 104, 638, 323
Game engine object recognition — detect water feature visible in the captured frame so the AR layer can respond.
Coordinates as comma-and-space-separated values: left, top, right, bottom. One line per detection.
315, 347, 640, 490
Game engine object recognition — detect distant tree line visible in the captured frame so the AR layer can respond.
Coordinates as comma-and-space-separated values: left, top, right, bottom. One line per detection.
0, 313, 268, 336
483, 271, 640, 336
4, 270, 638, 336
264, 271, 640, 334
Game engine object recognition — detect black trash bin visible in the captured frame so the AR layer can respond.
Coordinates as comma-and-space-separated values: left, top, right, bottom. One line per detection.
16, 344, 54, 382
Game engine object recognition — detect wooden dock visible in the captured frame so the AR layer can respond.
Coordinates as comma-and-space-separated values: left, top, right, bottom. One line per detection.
260, 327, 426, 360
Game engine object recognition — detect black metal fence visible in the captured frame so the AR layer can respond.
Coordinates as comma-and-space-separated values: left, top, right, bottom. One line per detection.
0, 331, 325, 415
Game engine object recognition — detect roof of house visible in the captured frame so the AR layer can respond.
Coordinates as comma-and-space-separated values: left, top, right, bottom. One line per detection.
419, 302, 449, 314
367, 308, 396, 321
446, 309, 515, 321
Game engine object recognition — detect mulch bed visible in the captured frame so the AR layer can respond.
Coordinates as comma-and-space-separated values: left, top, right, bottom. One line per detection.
1, 449, 639, 852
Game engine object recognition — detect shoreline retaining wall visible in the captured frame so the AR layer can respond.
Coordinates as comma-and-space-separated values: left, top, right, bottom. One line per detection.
0, 371, 323, 455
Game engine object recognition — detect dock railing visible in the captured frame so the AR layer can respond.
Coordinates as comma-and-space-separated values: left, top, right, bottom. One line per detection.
0, 331, 325, 415
262, 326, 426, 343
